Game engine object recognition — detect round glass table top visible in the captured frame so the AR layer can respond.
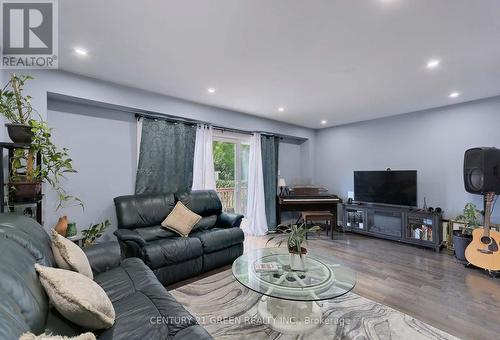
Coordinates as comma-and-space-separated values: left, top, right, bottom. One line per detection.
232, 248, 356, 301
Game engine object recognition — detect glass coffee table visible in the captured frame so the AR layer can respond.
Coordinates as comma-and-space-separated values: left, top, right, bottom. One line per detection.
232, 248, 356, 334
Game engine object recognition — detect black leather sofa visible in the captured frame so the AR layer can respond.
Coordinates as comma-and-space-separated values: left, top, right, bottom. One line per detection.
0, 214, 213, 339
114, 190, 244, 285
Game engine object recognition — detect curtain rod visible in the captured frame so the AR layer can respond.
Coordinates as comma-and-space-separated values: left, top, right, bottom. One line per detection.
134, 112, 306, 142
46, 92, 306, 142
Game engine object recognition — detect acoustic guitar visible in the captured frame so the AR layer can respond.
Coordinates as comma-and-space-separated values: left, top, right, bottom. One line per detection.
465, 193, 500, 271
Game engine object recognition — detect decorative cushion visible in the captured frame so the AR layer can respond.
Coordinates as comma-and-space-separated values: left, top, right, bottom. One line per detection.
51, 230, 93, 279
20, 332, 96, 340
161, 202, 202, 237
35, 264, 115, 330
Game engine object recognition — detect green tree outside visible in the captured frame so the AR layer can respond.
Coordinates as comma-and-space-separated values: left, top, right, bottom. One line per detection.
213, 141, 235, 188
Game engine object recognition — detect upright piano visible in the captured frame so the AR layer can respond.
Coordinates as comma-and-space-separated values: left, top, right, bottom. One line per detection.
276, 186, 342, 226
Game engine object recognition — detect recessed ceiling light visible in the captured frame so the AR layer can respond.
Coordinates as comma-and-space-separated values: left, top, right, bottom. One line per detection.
321, 120, 327, 125
449, 91, 460, 98
207, 88, 216, 94
74, 47, 88, 56
278, 107, 285, 112
426, 59, 440, 69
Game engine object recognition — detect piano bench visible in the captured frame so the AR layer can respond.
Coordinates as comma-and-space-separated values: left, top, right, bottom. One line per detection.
301, 211, 334, 239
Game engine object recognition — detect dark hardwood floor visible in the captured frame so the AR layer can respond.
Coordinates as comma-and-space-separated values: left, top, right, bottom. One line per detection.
242, 231, 500, 340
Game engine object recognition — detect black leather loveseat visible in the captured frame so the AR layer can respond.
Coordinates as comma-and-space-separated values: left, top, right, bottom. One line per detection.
0, 214, 213, 339
114, 190, 244, 286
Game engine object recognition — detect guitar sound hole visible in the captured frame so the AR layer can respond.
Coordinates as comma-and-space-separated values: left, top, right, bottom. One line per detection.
481, 236, 492, 245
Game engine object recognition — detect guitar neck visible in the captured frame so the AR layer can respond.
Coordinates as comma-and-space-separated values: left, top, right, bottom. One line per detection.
483, 193, 495, 237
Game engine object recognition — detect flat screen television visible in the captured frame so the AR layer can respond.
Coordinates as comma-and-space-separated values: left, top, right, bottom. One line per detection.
354, 170, 417, 207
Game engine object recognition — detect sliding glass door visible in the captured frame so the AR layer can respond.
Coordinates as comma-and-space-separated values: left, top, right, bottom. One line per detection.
213, 133, 250, 215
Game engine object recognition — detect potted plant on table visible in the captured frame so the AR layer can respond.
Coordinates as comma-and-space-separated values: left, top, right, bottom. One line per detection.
267, 223, 322, 271
453, 203, 482, 262
0, 74, 35, 143
82, 220, 111, 247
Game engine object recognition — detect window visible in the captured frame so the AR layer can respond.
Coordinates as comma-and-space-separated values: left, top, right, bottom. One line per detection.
213, 132, 250, 214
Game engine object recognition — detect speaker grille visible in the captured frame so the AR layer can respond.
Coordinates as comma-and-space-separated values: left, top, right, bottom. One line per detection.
467, 168, 484, 192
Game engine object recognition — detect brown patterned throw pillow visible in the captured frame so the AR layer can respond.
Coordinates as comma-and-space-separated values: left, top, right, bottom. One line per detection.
161, 201, 202, 237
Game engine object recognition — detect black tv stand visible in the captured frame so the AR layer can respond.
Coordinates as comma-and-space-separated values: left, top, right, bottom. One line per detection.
343, 202, 442, 251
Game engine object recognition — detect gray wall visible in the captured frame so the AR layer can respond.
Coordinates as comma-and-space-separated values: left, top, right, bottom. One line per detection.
279, 142, 306, 186
46, 100, 137, 240
315, 95, 500, 222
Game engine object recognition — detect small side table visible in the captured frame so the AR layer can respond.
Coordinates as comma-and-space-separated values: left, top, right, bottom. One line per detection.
67, 234, 84, 248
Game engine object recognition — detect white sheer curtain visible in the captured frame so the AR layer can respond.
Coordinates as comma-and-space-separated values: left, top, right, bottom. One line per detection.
243, 133, 268, 235
192, 124, 216, 190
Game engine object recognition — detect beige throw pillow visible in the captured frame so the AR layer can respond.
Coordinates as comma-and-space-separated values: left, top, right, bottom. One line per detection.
35, 264, 115, 330
51, 229, 93, 279
161, 201, 202, 237
20, 332, 96, 340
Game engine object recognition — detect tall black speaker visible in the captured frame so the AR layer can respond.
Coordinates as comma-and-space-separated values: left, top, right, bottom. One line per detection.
464, 147, 500, 194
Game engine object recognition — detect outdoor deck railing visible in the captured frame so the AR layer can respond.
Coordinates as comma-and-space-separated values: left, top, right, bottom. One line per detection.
216, 187, 247, 213
216, 188, 235, 212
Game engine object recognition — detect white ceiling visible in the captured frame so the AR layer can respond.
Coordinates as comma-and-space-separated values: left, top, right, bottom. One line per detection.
59, 0, 500, 129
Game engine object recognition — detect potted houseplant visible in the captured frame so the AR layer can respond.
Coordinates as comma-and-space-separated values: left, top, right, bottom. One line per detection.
2, 74, 83, 210
82, 220, 111, 247
453, 203, 482, 262
267, 223, 321, 271
0, 74, 35, 143
9, 119, 83, 209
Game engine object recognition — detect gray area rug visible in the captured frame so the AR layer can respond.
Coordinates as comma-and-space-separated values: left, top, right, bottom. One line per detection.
171, 269, 458, 340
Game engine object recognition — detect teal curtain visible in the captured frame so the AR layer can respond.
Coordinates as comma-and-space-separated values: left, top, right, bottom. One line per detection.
261, 135, 280, 230
135, 118, 196, 194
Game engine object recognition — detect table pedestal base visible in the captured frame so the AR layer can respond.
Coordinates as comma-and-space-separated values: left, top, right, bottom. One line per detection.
257, 295, 322, 334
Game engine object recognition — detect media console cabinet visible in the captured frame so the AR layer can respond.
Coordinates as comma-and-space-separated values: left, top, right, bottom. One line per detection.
342, 203, 442, 251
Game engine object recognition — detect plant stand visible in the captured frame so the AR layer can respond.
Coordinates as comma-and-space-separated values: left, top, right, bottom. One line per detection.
0, 142, 42, 224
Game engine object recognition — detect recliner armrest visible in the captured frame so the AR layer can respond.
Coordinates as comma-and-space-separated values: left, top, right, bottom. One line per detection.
114, 228, 146, 247
217, 212, 244, 228
83, 241, 122, 275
